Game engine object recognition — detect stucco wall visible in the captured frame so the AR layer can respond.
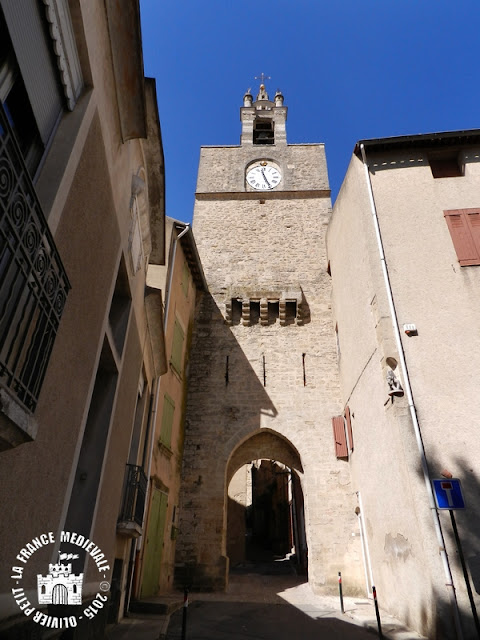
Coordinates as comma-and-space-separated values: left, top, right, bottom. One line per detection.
0, 2, 164, 632
139, 219, 200, 596
327, 147, 480, 638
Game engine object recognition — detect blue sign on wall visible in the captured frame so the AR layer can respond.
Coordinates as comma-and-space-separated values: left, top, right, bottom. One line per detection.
432, 479, 465, 510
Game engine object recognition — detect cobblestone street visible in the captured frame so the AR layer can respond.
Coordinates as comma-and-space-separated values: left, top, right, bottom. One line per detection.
107, 560, 427, 640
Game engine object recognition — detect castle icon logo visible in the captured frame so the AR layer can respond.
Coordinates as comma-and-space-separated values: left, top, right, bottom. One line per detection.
11, 530, 111, 630
37, 553, 83, 605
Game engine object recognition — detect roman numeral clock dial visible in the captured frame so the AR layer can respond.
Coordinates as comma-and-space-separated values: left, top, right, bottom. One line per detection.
246, 162, 282, 190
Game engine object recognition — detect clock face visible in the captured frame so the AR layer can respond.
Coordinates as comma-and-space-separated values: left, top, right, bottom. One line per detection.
246, 164, 282, 190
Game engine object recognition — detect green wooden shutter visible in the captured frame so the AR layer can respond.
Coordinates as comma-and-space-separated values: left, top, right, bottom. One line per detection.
140, 489, 168, 597
160, 394, 175, 448
170, 319, 184, 375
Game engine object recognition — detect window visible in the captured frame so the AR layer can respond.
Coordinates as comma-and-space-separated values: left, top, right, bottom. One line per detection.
268, 301, 279, 324
444, 208, 480, 266
284, 300, 297, 325
0, 100, 70, 418
230, 298, 242, 325
0, 2, 83, 177
253, 118, 274, 145
159, 394, 175, 448
170, 319, 185, 375
0, 9, 43, 174
108, 258, 131, 356
250, 300, 260, 324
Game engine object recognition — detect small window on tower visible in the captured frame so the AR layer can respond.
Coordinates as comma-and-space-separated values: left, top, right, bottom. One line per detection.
285, 300, 297, 325
231, 298, 242, 325
250, 300, 260, 324
268, 301, 279, 324
253, 119, 274, 145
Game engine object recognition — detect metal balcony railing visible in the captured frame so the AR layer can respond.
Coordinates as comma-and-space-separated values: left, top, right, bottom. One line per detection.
0, 102, 70, 413
118, 464, 148, 527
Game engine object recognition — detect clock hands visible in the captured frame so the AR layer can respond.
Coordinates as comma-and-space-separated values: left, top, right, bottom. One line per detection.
261, 168, 272, 188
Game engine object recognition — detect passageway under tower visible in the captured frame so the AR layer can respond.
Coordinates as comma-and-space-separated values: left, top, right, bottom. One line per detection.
227, 460, 308, 576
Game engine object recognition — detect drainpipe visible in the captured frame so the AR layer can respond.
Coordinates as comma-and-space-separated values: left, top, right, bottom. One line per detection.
164, 223, 190, 321
359, 144, 463, 640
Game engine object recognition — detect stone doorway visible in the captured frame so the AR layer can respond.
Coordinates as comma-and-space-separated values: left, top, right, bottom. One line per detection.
226, 431, 307, 577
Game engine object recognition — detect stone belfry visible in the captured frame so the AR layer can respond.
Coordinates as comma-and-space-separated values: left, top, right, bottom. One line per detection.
175, 82, 363, 593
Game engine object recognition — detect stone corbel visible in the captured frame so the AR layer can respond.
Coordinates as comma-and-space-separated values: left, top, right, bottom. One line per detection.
42, 0, 83, 111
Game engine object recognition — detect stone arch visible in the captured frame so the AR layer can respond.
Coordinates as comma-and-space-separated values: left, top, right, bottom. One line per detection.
226, 428, 304, 487
225, 429, 307, 572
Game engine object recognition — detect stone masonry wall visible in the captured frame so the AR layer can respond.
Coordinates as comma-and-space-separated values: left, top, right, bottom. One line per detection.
175, 143, 364, 594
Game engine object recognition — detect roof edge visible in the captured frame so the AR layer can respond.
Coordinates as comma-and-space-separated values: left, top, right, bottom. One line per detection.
354, 128, 480, 155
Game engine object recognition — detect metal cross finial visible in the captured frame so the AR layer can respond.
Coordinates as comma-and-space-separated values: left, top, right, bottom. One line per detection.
254, 72, 271, 84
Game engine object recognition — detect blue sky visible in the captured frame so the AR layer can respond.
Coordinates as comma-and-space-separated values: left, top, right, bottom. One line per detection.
140, 0, 480, 223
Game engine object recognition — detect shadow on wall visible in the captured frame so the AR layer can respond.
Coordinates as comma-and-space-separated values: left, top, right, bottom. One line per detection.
176, 291, 281, 590
413, 452, 480, 639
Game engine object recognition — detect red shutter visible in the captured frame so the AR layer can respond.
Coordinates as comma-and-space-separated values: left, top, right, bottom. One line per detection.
332, 416, 348, 458
466, 211, 480, 257
345, 406, 353, 452
444, 209, 480, 266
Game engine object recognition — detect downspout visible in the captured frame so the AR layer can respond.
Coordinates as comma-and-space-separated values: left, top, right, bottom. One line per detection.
359, 144, 463, 640
165, 223, 190, 321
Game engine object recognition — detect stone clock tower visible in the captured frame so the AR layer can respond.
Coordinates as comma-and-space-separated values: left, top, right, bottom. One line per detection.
175, 84, 363, 594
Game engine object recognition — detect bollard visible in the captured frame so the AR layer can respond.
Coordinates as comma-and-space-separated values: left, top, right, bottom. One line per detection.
338, 571, 344, 613
181, 587, 189, 640
372, 585, 383, 639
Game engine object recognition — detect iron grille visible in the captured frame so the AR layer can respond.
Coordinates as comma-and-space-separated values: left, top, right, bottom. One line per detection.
0, 102, 70, 412
118, 464, 148, 526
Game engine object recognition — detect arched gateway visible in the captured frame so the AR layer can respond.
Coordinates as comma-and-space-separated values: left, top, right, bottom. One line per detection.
175, 84, 363, 594
226, 430, 308, 573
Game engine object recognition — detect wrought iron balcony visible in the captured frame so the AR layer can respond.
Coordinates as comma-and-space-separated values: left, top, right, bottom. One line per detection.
0, 102, 70, 416
117, 464, 148, 536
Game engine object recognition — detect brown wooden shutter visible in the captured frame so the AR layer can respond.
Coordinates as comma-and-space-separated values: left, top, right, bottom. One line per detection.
466, 211, 480, 255
345, 406, 353, 452
444, 209, 480, 266
332, 416, 348, 458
